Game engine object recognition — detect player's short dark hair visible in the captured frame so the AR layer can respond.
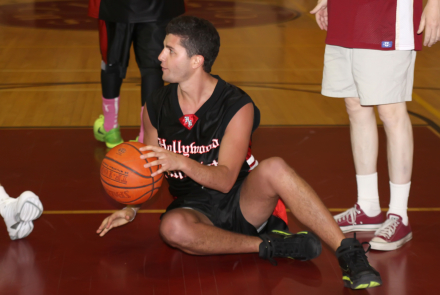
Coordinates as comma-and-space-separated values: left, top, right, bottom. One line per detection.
166, 15, 220, 73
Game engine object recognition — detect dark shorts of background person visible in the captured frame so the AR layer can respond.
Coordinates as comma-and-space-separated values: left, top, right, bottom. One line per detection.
99, 19, 168, 79
163, 180, 290, 236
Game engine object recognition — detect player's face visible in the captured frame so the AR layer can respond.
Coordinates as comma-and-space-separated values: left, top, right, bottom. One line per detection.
158, 34, 193, 83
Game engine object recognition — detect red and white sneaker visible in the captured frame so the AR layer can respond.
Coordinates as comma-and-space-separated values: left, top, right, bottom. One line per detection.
370, 214, 412, 251
334, 204, 384, 233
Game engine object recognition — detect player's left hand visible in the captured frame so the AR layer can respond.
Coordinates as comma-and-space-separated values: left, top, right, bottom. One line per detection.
96, 208, 136, 237
417, 0, 440, 47
139, 145, 185, 177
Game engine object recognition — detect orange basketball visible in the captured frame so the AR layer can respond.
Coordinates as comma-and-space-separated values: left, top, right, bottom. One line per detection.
100, 142, 163, 204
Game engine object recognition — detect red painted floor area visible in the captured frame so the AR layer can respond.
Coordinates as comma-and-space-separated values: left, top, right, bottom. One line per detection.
0, 126, 439, 294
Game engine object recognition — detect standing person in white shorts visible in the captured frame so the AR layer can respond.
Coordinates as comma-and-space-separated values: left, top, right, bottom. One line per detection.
311, 0, 440, 251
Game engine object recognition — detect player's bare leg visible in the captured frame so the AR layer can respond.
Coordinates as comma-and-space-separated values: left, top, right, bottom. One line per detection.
333, 97, 383, 232
239, 157, 345, 251
371, 102, 413, 251
344, 97, 378, 175
377, 102, 413, 184
160, 208, 262, 255
161, 157, 344, 254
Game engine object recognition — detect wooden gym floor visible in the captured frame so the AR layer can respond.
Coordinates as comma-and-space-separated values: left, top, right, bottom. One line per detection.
1, 0, 440, 294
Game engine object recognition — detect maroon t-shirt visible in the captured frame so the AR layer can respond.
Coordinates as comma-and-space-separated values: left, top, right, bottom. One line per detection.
326, 0, 423, 51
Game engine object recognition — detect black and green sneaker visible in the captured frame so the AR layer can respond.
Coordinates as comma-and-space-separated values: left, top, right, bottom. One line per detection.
336, 233, 382, 289
259, 230, 322, 265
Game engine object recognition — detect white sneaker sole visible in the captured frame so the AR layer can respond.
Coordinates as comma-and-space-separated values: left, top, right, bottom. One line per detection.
11, 221, 34, 240
16, 191, 43, 222
370, 232, 413, 251
340, 223, 383, 233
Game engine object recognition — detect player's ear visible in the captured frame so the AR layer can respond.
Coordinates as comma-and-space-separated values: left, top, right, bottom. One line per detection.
191, 55, 204, 70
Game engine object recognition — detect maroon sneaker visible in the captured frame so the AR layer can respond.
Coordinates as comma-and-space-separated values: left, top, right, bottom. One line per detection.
370, 214, 412, 251
334, 204, 384, 233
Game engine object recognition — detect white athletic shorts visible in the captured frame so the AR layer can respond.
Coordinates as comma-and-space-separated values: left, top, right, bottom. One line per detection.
321, 45, 416, 106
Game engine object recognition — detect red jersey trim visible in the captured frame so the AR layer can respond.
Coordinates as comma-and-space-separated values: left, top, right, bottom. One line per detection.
88, 0, 101, 19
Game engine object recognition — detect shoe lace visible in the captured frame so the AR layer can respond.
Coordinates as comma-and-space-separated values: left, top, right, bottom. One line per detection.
334, 206, 360, 224
260, 234, 304, 266
260, 235, 278, 266
343, 233, 371, 270
375, 216, 399, 239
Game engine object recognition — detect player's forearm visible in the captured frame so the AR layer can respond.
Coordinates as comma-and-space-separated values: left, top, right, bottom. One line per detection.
427, 0, 440, 5
180, 157, 237, 193
426, 0, 440, 12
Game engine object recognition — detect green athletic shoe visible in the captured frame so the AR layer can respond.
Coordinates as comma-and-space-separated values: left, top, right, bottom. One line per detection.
93, 115, 124, 148
129, 136, 139, 143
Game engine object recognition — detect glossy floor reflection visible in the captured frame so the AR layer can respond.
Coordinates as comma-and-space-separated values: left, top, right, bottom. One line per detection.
0, 126, 439, 294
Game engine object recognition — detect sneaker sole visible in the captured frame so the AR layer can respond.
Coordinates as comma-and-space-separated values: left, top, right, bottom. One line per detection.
340, 223, 383, 233
343, 274, 382, 289
11, 221, 34, 240
370, 232, 413, 251
16, 191, 43, 222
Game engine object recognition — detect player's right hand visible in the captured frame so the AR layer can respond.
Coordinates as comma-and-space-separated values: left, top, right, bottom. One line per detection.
310, 0, 328, 31
96, 208, 136, 237
417, 0, 440, 47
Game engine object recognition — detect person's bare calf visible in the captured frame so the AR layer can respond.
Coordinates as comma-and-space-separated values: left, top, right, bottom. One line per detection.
239, 157, 346, 251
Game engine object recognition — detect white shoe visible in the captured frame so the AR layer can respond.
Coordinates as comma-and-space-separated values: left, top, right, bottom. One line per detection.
1, 191, 43, 240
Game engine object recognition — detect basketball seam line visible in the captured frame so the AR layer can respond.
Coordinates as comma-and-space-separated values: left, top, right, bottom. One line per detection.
120, 142, 164, 203
124, 142, 157, 201
103, 157, 154, 179
123, 142, 155, 175
100, 176, 155, 189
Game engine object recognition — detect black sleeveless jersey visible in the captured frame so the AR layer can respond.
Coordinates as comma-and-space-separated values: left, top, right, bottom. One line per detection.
146, 76, 260, 199
99, 0, 185, 23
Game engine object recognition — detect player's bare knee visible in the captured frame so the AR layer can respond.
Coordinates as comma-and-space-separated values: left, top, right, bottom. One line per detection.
377, 105, 408, 128
260, 157, 295, 181
159, 212, 191, 248
345, 97, 370, 118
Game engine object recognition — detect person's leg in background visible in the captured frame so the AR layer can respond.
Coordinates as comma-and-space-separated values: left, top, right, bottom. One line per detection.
333, 49, 415, 251
333, 97, 384, 232
371, 101, 413, 250
133, 20, 168, 143
93, 20, 125, 148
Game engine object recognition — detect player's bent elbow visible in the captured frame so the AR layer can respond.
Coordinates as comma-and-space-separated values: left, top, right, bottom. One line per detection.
219, 183, 234, 194
214, 176, 235, 194
213, 167, 236, 193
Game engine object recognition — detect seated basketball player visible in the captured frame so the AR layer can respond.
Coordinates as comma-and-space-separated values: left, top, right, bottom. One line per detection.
97, 16, 382, 289
0, 183, 43, 240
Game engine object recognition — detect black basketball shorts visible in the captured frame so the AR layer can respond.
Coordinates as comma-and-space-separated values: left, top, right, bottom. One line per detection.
164, 181, 289, 236
98, 19, 169, 78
